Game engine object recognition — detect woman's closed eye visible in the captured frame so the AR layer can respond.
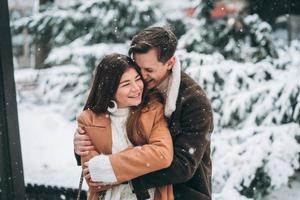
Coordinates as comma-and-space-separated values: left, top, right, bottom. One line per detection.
135, 76, 141, 81
119, 74, 142, 88
120, 82, 130, 87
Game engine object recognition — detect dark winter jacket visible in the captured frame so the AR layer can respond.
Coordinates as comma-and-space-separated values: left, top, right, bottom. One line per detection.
131, 72, 214, 200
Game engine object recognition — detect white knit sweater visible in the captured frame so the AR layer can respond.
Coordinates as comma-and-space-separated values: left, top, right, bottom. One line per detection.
88, 107, 155, 200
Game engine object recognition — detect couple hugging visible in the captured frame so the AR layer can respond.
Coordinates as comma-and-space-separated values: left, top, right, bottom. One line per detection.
74, 26, 214, 200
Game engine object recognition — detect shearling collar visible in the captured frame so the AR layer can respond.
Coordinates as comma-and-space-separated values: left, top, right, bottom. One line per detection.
160, 57, 181, 118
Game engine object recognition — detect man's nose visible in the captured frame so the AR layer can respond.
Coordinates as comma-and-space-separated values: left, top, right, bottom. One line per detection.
141, 70, 148, 79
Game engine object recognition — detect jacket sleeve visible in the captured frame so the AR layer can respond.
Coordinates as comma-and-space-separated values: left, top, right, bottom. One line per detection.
77, 111, 112, 192
131, 92, 214, 190
108, 103, 174, 183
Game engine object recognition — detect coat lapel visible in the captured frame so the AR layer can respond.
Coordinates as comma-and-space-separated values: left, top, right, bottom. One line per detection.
85, 113, 112, 155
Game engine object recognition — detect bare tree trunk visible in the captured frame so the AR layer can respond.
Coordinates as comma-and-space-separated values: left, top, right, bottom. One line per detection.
34, 0, 53, 69
34, 38, 51, 69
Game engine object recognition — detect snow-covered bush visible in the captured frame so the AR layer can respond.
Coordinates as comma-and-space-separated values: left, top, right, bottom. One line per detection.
212, 124, 300, 200
15, 65, 89, 120
45, 43, 127, 70
15, 43, 128, 120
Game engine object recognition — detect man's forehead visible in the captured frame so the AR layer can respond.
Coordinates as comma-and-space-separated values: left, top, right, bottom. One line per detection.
133, 49, 158, 60
133, 57, 156, 68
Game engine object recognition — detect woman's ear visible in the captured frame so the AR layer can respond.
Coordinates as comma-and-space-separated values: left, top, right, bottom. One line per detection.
166, 56, 176, 70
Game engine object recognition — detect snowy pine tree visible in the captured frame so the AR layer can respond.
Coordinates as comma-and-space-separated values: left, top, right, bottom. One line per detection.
11, 0, 162, 68
177, 40, 300, 199
178, 0, 278, 62
12, 0, 161, 45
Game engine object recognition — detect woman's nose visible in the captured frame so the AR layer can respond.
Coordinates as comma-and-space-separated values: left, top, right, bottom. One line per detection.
131, 82, 140, 91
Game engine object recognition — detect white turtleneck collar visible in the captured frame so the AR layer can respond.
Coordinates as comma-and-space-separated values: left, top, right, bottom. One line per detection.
109, 107, 129, 118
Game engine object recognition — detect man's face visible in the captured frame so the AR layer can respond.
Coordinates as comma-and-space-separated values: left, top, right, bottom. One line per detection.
133, 49, 174, 89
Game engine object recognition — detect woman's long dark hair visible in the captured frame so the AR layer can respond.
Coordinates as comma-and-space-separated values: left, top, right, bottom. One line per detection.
84, 53, 162, 145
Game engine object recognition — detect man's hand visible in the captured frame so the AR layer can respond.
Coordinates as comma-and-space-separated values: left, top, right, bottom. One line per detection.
74, 127, 95, 156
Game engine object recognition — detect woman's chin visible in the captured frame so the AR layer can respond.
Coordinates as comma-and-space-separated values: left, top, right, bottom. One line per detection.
131, 99, 142, 107
133, 101, 142, 106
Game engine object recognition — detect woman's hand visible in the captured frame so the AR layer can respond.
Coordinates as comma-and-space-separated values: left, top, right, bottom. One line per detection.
83, 161, 91, 180
83, 161, 115, 189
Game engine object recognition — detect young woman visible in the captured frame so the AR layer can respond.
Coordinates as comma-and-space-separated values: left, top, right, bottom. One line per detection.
77, 53, 174, 200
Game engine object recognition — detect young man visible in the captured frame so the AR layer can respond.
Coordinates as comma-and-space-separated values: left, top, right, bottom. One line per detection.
74, 26, 214, 200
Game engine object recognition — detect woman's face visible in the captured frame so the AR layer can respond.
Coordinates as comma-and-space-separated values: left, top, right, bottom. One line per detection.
115, 67, 144, 108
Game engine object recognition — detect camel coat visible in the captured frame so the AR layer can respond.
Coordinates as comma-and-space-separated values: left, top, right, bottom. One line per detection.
77, 101, 174, 200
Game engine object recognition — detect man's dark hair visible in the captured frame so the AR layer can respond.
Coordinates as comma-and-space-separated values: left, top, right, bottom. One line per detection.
129, 26, 178, 63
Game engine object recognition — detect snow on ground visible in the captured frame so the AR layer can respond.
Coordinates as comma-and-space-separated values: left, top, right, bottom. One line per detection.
18, 102, 88, 190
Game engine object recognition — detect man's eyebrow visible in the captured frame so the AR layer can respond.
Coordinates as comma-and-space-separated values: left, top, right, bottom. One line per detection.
143, 67, 153, 70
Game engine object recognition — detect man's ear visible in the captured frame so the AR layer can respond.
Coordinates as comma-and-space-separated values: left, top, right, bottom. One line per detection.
166, 56, 176, 70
